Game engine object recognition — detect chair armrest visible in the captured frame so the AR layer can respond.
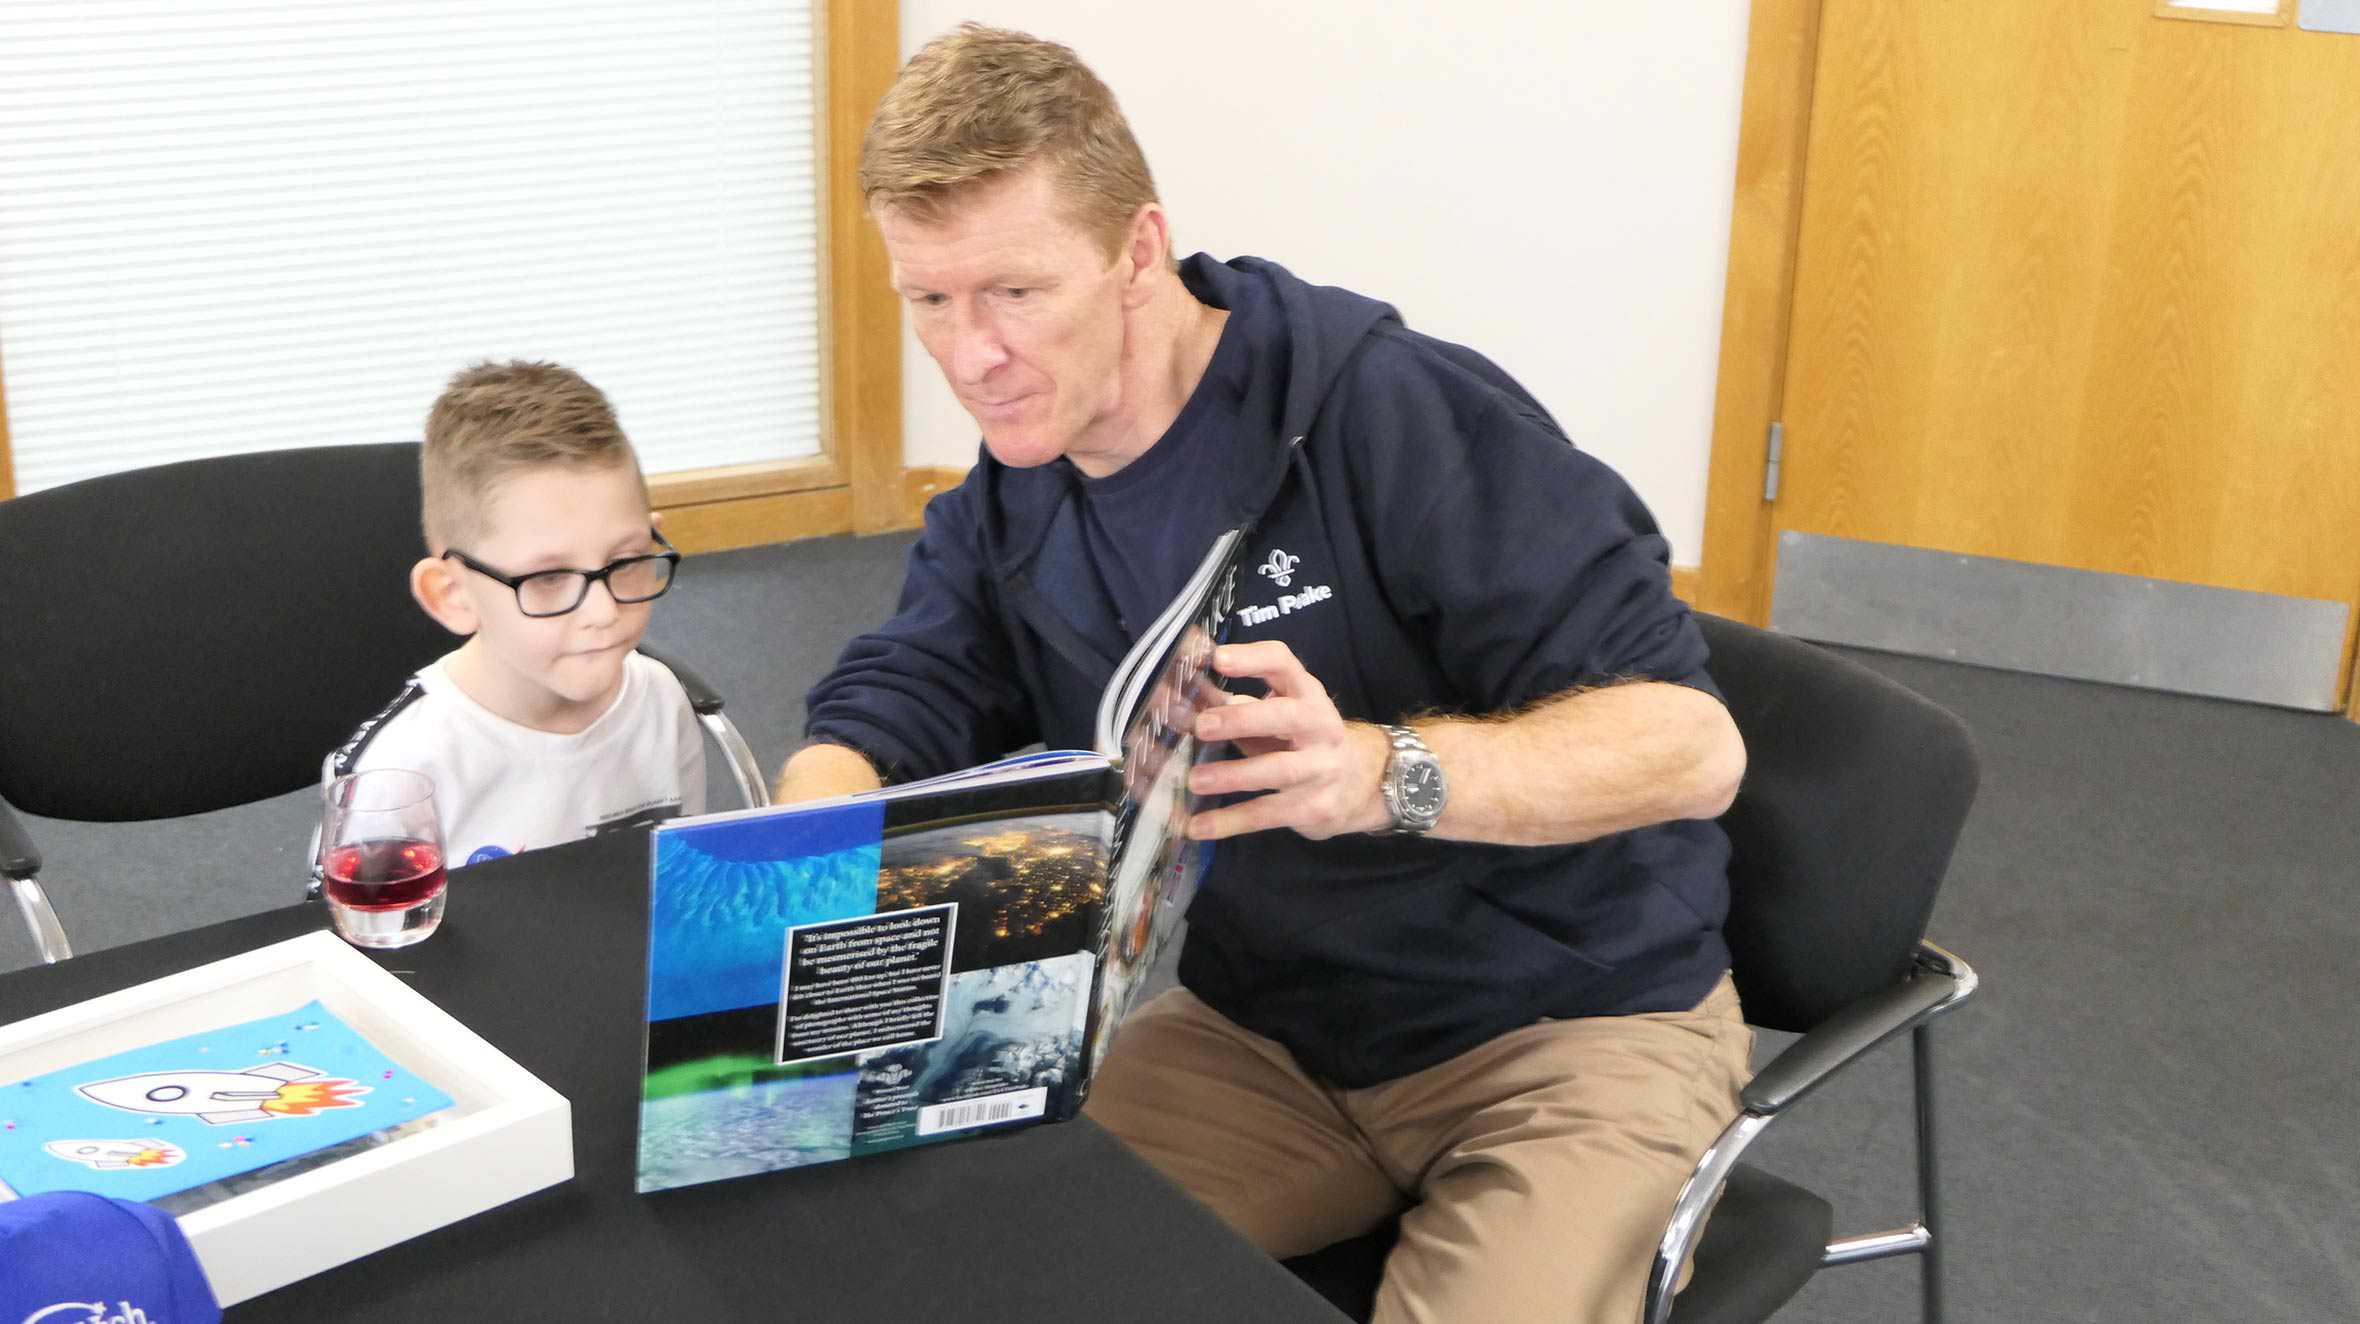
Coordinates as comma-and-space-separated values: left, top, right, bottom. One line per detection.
0, 797, 40, 879
1648, 943, 1978, 1323
1742, 943, 1978, 1117
639, 647, 724, 717
636, 648, 768, 808
1, 799, 72, 962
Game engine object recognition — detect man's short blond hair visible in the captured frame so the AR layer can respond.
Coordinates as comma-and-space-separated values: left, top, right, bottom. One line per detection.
860, 24, 1158, 261
420, 360, 647, 552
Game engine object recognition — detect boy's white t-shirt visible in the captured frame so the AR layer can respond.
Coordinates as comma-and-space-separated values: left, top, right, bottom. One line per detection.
328, 650, 706, 866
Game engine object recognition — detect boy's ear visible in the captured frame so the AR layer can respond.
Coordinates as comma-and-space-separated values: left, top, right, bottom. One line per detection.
410, 556, 479, 637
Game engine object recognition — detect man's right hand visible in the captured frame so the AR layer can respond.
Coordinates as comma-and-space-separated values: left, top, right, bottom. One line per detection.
773, 742, 884, 804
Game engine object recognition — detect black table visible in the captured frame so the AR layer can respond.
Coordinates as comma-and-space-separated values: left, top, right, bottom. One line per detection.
0, 832, 1342, 1322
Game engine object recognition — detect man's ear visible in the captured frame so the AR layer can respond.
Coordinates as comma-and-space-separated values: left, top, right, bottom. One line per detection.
1119, 203, 1170, 307
410, 556, 479, 637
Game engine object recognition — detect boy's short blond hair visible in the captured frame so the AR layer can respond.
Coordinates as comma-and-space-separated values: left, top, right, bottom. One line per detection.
420, 360, 647, 551
860, 24, 1158, 261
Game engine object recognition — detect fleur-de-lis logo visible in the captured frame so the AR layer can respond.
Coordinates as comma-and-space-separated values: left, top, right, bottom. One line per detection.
1258, 549, 1300, 588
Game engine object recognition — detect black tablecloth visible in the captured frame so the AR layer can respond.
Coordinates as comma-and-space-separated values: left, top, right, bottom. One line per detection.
0, 832, 1341, 1322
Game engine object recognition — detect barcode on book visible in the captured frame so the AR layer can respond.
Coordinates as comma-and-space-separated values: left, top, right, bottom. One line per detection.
916, 1086, 1049, 1137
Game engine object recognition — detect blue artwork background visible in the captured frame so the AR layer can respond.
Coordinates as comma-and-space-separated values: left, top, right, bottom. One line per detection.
0, 1000, 453, 1203
646, 800, 884, 1021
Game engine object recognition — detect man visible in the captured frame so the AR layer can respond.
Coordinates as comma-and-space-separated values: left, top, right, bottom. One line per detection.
781, 24, 1752, 1323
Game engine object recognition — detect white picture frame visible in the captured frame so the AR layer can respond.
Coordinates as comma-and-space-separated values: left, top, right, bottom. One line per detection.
0, 930, 572, 1305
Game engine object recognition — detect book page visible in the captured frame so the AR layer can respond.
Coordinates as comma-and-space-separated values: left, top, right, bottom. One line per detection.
1081, 528, 1248, 1081
1095, 526, 1246, 756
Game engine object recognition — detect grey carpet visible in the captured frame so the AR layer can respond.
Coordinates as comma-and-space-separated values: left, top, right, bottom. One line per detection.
6, 530, 2356, 1322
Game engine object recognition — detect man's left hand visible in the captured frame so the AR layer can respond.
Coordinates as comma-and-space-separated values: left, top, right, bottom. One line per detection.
1185, 641, 1392, 841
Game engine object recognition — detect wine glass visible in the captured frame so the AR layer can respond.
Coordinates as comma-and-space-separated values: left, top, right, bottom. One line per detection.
319, 768, 447, 949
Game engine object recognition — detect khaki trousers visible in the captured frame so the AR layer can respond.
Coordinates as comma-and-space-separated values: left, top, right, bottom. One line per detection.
1084, 974, 1752, 1324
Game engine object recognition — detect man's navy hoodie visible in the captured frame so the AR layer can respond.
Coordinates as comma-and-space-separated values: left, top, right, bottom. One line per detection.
807, 254, 1733, 1088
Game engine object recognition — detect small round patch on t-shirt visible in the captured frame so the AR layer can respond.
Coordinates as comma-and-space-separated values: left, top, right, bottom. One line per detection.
466, 845, 513, 866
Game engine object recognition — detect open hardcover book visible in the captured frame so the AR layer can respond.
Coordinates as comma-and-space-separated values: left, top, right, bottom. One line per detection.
635, 528, 1247, 1193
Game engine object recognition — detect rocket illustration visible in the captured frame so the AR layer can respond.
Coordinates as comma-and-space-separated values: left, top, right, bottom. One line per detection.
76, 1061, 369, 1125
43, 1138, 188, 1170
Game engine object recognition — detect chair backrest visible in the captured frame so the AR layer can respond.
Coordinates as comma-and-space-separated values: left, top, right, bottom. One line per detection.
1695, 614, 1980, 1034
0, 444, 452, 823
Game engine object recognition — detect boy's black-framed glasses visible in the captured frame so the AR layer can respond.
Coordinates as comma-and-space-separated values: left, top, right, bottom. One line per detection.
443, 528, 680, 618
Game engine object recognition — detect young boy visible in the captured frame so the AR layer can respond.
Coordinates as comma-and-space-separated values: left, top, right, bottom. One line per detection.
325, 360, 706, 866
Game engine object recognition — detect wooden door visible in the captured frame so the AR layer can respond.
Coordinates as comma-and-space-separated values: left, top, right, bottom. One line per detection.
1756, 0, 2360, 706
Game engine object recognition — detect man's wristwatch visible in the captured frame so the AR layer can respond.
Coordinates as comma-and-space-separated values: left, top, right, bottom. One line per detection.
1377, 724, 1447, 835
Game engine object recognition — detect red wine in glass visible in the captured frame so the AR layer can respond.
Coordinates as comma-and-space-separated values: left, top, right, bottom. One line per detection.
323, 839, 447, 911
321, 767, 445, 948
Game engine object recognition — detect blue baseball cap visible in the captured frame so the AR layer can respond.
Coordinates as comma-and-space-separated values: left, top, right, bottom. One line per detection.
0, 1190, 221, 1323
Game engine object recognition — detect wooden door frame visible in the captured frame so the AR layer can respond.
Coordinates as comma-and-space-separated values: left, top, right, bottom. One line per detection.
0, 347, 13, 503
1695, 0, 1823, 627
0, 0, 914, 547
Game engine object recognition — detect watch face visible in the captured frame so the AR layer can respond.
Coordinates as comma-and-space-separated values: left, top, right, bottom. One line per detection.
1400, 762, 1445, 819
1387, 755, 1444, 826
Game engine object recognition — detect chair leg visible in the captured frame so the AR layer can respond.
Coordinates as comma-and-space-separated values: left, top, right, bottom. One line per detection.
1913, 1022, 1943, 1324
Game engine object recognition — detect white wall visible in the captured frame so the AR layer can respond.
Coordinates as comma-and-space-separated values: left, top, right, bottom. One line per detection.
890, 1, 1750, 562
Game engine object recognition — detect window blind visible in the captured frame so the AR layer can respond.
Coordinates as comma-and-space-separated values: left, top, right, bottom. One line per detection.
0, 0, 820, 496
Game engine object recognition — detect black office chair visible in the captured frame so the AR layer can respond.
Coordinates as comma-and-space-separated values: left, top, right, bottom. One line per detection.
0, 443, 767, 964
1282, 613, 1981, 1324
